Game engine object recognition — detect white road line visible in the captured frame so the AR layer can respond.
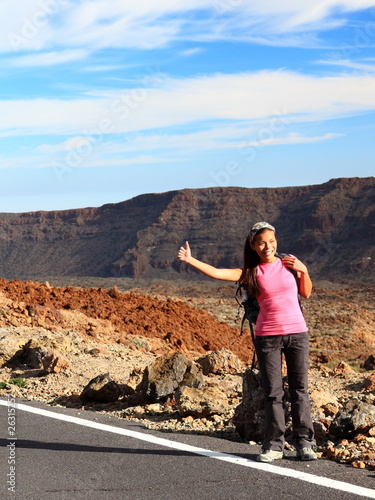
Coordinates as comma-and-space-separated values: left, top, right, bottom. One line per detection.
1, 400, 375, 498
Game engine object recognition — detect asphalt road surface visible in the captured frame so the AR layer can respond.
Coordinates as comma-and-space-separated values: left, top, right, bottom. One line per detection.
1, 397, 375, 500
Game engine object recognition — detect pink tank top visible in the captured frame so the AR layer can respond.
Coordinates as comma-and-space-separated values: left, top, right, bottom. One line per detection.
255, 257, 307, 336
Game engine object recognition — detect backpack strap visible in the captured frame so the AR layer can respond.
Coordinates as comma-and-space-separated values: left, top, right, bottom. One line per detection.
249, 322, 257, 372
235, 282, 258, 371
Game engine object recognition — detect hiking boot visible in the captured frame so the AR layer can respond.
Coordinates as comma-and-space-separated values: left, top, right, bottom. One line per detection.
297, 447, 317, 461
256, 449, 284, 463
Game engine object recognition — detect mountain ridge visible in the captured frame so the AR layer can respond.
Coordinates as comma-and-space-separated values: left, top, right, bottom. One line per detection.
0, 177, 373, 284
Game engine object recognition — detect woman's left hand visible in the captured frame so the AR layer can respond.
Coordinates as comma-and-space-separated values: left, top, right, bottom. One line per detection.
282, 255, 312, 298
282, 255, 308, 275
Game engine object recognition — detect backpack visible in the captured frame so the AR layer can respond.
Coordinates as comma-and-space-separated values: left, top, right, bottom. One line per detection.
235, 253, 302, 370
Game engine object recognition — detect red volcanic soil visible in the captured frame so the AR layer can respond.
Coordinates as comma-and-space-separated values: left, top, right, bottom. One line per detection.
0, 279, 253, 362
0, 277, 374, 367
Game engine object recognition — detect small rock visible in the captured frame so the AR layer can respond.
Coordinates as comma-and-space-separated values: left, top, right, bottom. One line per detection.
80, 373, 121, 403
331, 361, 355, 376
17, 339, 49, 368
146, 403, 163, 415
108, 285, 120, 299
42, 350, 71, 373
363, 355, 375, 371
123, 405, 145, 418
352, 461, 366, 469
321, 403, 339, 418
310, 389, 338, 409
182, 415, 194, 423
122, 367, 144, 395
362, 374, 375, 392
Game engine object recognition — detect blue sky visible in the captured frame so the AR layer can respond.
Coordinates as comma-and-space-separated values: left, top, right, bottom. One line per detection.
1, 0, 375, 213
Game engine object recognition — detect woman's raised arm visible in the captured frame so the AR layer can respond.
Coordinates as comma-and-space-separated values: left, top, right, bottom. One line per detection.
177, 241, 242, 282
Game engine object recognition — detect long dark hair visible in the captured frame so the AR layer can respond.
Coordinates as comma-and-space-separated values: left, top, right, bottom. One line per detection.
239, 228, 277, 297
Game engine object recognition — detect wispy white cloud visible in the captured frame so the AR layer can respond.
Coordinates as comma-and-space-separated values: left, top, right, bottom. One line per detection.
6, 49, 89, 67
1, 0, 375, 57
0, 148, 169, 170
2, 128, 342, 172
99, 128, 343, 155
0, 70, 374, 138
316, 58, 375, 72
81, 64, 125, 73
226, 1, 375, 30
179, 47, 205, 57
241, 132, 343, 148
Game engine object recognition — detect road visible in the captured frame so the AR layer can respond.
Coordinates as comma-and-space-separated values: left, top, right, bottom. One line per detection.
1, 397, 375, 500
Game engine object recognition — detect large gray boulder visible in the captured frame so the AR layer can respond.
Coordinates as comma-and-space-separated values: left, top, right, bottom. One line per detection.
141, 352, 204, 402
232, 368, 265, 442
233, 368, 292, 443
329, 400, 375, 439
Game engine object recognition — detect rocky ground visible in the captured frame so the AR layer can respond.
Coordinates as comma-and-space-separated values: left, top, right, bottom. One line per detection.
0, 277, 374, 470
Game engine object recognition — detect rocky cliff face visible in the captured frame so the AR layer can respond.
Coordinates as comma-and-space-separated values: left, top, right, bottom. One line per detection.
0, 177, 373, 283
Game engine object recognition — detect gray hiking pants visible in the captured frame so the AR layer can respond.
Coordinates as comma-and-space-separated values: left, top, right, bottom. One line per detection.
254, 331, 316, 451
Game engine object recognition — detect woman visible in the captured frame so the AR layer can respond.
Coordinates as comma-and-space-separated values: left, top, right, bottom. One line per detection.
177, 221, 317, 462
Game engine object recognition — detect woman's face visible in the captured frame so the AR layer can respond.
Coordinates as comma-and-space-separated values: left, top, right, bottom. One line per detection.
251, 229, 277, 263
